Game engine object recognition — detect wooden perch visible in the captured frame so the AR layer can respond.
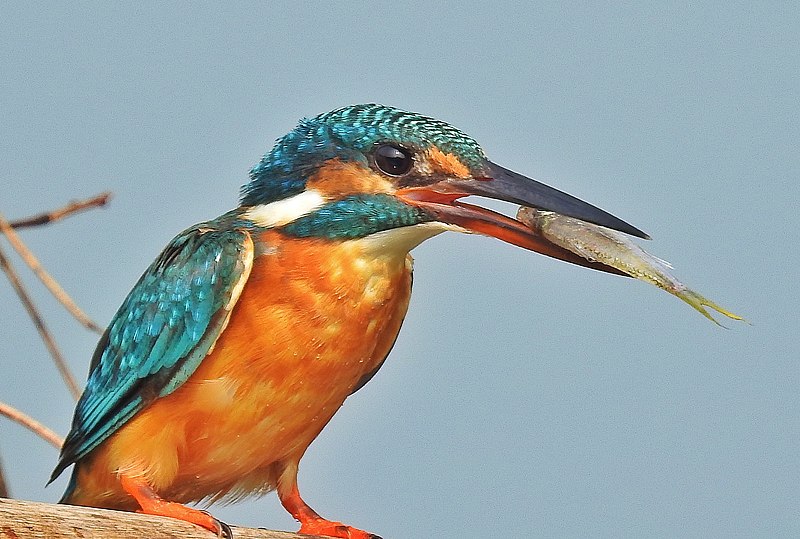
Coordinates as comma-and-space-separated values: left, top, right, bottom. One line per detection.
0, 498, 310, 539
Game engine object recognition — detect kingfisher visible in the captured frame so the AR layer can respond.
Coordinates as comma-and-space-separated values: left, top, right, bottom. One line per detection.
50, 104, 646, 538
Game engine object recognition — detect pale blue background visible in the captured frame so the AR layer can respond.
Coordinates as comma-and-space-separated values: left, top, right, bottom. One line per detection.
1, 3, 797, 538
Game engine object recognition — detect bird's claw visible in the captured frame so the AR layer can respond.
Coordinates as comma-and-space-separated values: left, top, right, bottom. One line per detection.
200, 510, 233, 538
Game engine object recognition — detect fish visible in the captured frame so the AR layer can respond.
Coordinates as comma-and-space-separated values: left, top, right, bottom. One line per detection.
516, 206, 743, 326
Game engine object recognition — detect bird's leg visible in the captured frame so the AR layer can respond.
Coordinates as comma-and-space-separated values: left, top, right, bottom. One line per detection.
119, 475, 232, 537
276, 461, 380, 539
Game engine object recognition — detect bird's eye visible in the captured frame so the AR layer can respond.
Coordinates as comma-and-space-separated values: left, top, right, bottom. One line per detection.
374, 144, 414, 176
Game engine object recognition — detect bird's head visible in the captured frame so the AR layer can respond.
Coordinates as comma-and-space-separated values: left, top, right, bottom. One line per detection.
240, 104, 646, 262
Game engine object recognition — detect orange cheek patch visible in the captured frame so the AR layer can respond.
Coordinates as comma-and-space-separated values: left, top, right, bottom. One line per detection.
425, 146, 471, 178
305, 158, 395, 198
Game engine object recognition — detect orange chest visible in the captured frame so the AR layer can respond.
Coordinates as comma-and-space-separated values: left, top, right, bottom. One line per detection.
93, 231, 419, 496
193, 231, 415, 401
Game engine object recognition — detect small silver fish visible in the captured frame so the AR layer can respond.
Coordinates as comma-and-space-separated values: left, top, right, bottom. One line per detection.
516, 206, 743, 326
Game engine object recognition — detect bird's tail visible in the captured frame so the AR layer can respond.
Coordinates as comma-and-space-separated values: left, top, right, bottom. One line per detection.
57, 467, 79, 504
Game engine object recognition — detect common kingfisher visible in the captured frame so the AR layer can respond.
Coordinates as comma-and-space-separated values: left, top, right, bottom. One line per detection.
50, 104, 646, 538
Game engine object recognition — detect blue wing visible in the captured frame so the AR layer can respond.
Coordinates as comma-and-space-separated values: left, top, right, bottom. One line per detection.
50, 224, 254, 482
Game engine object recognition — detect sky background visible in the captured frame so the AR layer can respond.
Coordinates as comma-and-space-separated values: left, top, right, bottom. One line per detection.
1, 2, 797, 538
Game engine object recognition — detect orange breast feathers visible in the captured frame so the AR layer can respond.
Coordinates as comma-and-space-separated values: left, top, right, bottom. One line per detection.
69, 231, 414, 507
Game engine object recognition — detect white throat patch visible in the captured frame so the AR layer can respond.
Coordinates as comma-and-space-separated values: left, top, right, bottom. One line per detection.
359, 221, 463, 256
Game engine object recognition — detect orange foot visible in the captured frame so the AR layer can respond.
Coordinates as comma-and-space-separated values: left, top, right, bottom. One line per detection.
135, 499, 232, 537
299, 517, 381, 539
120, 475, 232, 537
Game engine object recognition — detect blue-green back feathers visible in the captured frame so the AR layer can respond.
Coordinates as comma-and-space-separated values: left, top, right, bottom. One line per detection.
51, 224, 254, 483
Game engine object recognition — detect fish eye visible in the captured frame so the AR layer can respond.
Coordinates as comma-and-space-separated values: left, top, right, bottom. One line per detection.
373, 144, 414, 177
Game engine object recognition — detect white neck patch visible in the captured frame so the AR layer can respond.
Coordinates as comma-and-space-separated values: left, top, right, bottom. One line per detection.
243, 190, 326, 228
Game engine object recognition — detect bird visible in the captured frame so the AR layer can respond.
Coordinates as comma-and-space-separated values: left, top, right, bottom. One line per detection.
50, 104, 646, 538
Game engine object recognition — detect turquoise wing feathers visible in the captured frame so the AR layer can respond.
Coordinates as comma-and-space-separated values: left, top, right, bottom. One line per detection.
50, 224, 254, 482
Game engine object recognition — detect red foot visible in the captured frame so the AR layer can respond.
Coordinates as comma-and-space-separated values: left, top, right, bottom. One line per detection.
299, 517, 381, 539
120, 475, 231, 537
135, 499, 230, 536
276, 465, 379, 539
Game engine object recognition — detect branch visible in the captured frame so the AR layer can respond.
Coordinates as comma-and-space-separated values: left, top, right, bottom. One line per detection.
0, 401, 64, 449
0, 213, 103, 335
0, 244, 81, 400
0, 498, 308, 539
7, 192, 112, 230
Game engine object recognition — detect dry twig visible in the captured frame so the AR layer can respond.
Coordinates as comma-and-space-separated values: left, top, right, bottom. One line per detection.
0, 401, 64, 449
0, 213, 103, 334
7, 192, 111, 230
0, 194, 111, 499
0, 243, 81, 399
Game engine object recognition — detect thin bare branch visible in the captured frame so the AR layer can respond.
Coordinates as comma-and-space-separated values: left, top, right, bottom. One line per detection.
0, 243, 81, 399
0, 401, 64, 449
0, 212, 103, 334
8, 192, 111, 229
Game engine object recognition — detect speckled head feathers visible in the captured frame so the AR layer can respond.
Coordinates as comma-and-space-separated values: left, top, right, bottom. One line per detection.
241, 104, 486, 206
316, 104, 485, 161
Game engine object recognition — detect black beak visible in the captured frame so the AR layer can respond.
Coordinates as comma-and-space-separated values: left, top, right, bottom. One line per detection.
455, 161, 648, 239
395, 159, 648, 273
